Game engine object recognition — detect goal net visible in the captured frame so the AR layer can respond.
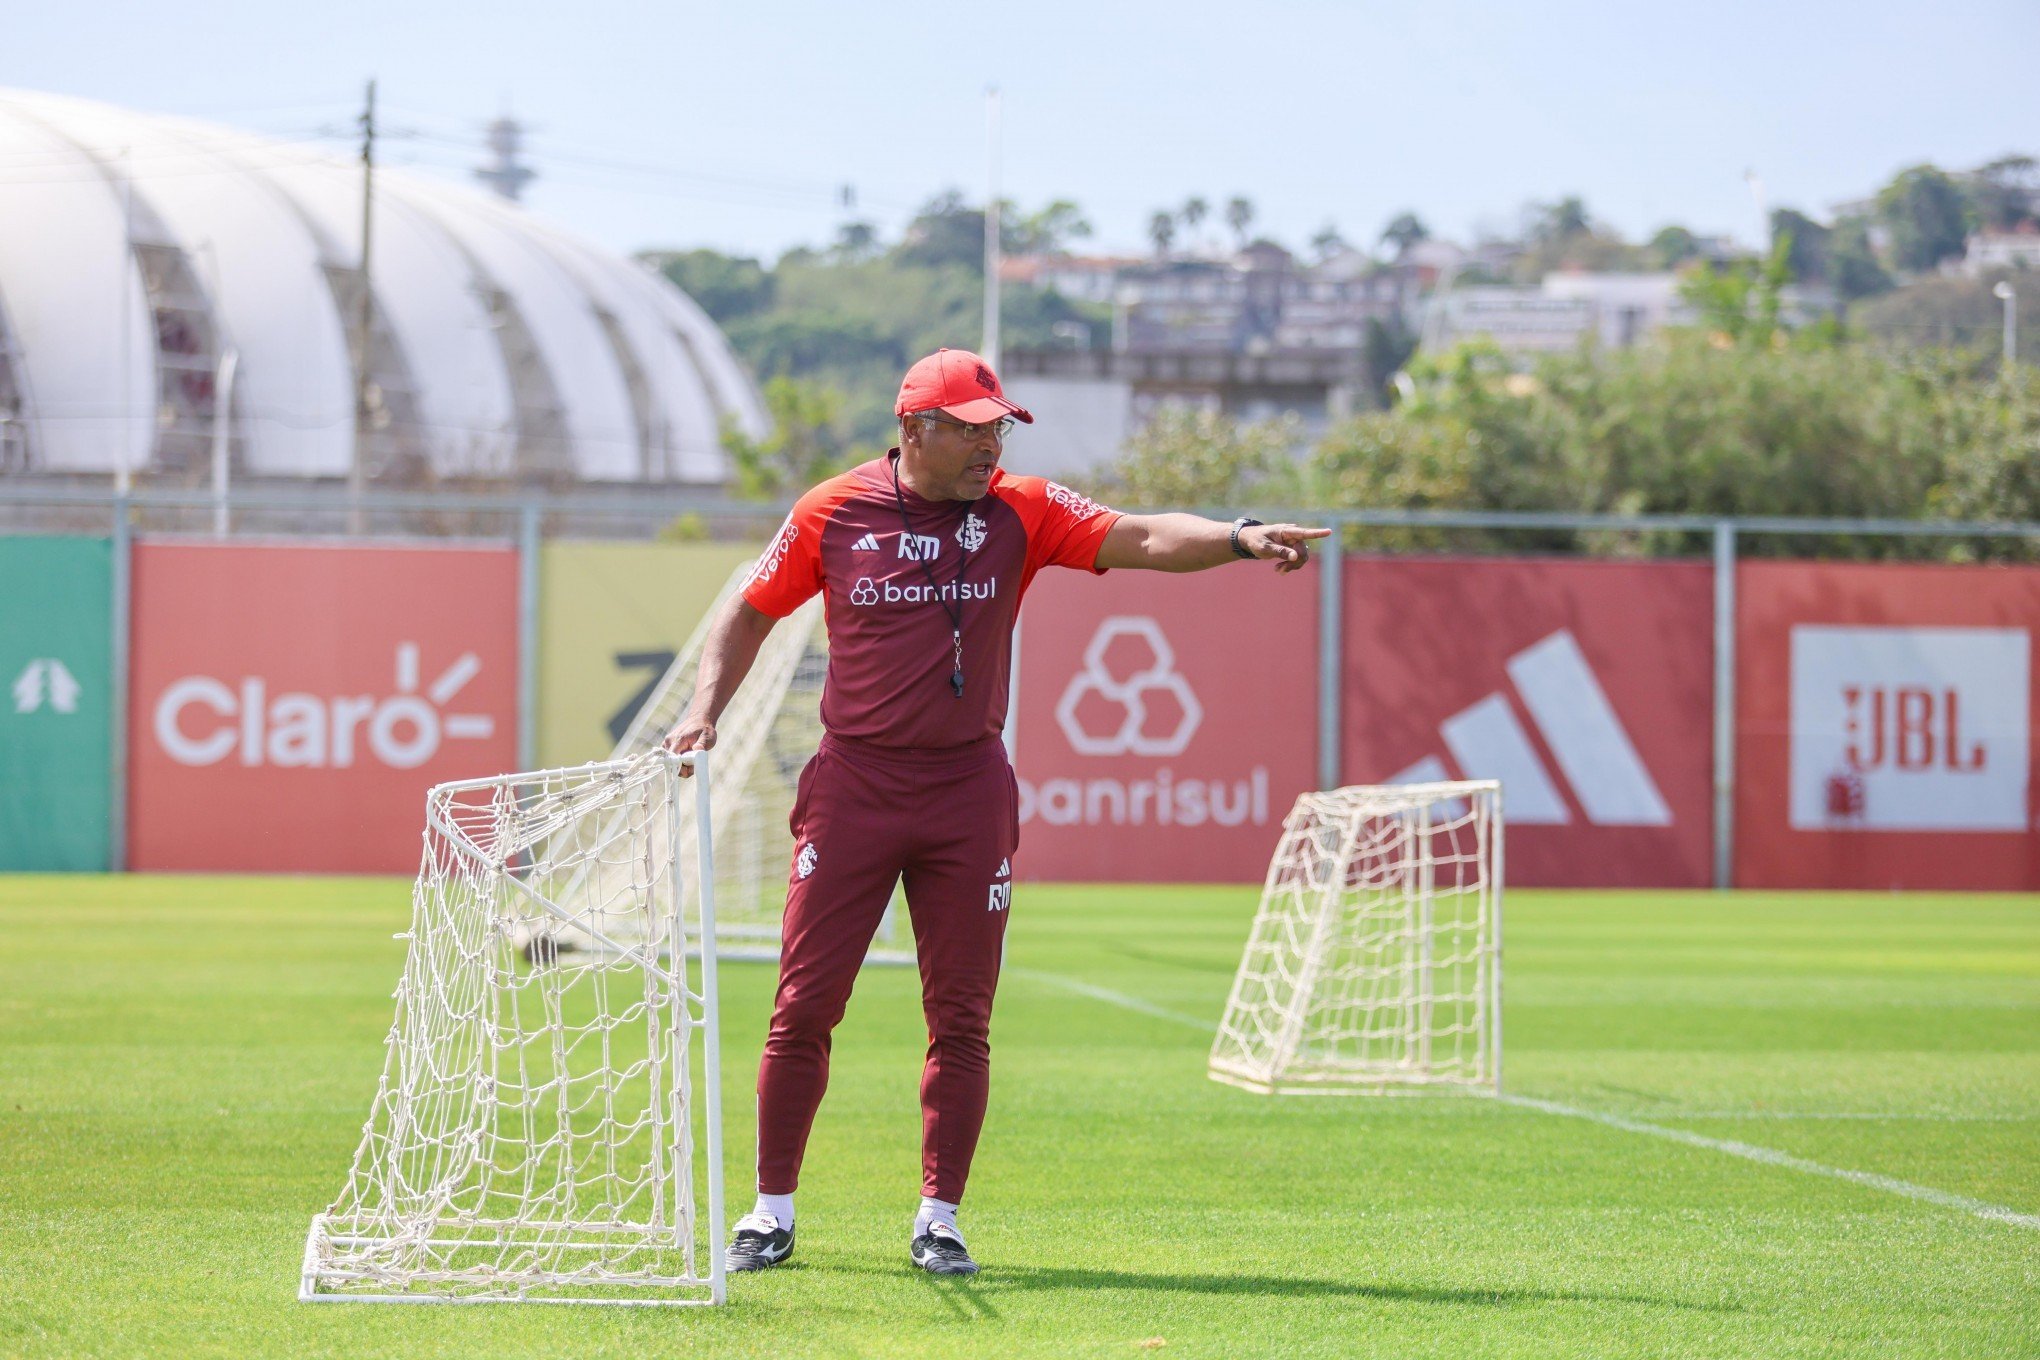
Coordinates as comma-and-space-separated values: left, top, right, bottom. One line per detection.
1209, 781, 1502, 1096
301, 753, 726, 1306
605, 561, 908, 965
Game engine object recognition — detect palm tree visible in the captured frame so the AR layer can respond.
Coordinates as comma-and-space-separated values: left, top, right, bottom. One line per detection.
1224, 196, 1254, 249
1180, 196, 1209, 251
1379, 211, 1429, 259
1148, 210, 1177, 258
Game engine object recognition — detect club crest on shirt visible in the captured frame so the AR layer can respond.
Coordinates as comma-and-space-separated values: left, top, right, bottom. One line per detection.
957, 512, 987, 552
796, 843, 818, 879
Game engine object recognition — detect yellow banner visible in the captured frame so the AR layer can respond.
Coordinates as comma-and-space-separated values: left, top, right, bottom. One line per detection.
537, 541, 758, 768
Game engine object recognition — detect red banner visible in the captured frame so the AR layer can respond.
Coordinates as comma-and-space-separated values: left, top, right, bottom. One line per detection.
1341, 557, 1714, 887
129, 541, 519, 872
1010, 567, 1317, 881
1736, 561, 2040, 890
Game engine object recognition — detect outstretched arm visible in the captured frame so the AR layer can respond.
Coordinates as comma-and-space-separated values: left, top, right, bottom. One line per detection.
1094, 513, 1331, 574
661, 595, 779, 773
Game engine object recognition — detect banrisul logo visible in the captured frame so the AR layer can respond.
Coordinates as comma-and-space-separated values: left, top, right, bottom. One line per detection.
153, 643, 495, 769
1021, 616, 1269, 829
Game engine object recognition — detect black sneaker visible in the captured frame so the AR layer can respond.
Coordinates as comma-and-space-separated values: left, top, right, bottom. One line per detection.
724, 1212, 794, 1272
909, 1222, 978, 1276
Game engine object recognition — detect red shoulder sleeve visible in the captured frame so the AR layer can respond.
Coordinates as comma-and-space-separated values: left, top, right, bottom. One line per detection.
741, 473, 859, 617
997, 474, 1123, 577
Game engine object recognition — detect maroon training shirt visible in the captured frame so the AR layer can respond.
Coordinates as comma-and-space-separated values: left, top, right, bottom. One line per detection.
741, 452, 1121, 749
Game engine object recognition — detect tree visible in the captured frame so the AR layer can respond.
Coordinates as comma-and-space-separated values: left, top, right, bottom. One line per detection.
1771, 209, 1832, 284
895, 190, 985, 270
1877, 165, 1974, 273
1225, 195, 1255, 248
1969, 155, 2039, 231
1180, 196, 1209, 249
1309, 335, 2040, 558
1147, 210, 1177, 258
1647, 225, 1700, 268
1829, 217, 1894, 301
1309, 222, 1348, 262
645, 248, 773, 323
1678, 234, 1793, 348
1379, 211, 1429, 258
1362, 317, 1419, 403
1853, 270, 2039, 362
1005, 199, 1093, 256
832, 220, 880, 261
1529, 195, 1592, 246
718, 377, 865, 499
1092, 404, 1304, 507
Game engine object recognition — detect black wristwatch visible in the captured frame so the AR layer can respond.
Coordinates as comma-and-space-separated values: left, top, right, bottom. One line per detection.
1229, 516, 1264, 560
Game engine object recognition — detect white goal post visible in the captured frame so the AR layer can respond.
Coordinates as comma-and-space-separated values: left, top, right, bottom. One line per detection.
302, 752, 726, 1306
1210, 781, 1502, 1096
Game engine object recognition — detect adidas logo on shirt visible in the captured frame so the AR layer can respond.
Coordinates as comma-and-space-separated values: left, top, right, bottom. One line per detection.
851, 533, 880, 551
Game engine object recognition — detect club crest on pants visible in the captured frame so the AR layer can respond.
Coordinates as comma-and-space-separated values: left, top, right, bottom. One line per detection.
796, 842, 818, 879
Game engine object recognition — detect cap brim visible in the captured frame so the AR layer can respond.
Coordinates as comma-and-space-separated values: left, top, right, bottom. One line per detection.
939, 394, 1034, 424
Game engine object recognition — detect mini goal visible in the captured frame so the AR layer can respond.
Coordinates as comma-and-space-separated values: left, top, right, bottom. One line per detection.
1210, 780, 1502, 1096
301, 752, 726, 1306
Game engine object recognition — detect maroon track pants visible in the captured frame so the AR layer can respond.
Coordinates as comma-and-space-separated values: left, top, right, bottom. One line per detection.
756, 732, 1018, 1204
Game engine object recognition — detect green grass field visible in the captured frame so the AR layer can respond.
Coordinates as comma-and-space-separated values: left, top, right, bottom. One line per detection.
3, 876, 2036, 1359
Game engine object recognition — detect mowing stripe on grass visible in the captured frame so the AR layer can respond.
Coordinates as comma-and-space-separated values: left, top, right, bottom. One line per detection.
1657, 1111, 2032, 1123
1012, 964, 2040, 1234
1004, 966, 1219, 1032
1499, 1094, 2040, 1232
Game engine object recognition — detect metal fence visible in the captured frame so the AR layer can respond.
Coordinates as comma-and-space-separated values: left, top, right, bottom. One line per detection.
4, 481, 2036, 886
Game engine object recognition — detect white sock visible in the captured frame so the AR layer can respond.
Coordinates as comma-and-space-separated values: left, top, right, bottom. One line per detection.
752, 1192, 794, 1231
914, 1196, 961, 1242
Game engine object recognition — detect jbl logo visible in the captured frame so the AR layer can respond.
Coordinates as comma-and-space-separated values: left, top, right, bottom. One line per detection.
1843, 686, 1984, 773
986, 882, 1011, 912
898, 533, 941, 562
1790, 626, 2028, 833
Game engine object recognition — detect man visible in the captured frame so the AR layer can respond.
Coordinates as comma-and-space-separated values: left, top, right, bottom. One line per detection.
664, 348, 1326, 1277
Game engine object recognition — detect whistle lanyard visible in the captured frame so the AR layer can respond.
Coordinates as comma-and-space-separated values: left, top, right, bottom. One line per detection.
889, 455, 971, 698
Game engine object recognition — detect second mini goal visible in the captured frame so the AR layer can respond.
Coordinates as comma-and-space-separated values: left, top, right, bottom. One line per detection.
1210, 780, 1502, 1096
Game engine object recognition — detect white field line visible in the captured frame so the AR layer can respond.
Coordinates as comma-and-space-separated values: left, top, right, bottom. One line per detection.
1500, 1094, 2040, 1232
1010, 965, 2040, 1233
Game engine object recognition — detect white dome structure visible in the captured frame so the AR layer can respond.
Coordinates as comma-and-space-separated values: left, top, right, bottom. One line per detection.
0, 88, 766, 485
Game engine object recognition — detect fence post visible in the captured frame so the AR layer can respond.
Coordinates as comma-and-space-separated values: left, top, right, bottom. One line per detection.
1711, 520, 1737, 889
109, 495, 131, 873
1317, 522, 1344, 791
518, 501, 541, 772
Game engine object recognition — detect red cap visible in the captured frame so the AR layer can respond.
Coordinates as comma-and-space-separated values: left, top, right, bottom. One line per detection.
894, 348, 1034, 425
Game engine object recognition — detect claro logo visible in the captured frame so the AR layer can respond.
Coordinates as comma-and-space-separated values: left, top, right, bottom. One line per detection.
153, 643, 496, 769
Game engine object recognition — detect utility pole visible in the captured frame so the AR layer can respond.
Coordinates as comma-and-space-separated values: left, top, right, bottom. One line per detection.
349, 78, 377, 534
981, 87, 1001, 370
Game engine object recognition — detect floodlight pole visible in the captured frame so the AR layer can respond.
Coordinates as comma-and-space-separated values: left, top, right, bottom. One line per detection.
349, 78, 377, 535
1994, 280, 2017, 369
210, 346, 239, 538
981, 87, 1001, 370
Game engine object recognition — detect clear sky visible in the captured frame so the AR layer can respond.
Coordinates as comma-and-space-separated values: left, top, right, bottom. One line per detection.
9, 0, 2036, 264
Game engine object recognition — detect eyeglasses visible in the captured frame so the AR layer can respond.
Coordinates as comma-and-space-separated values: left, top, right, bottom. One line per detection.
915, 410, 1016, 440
